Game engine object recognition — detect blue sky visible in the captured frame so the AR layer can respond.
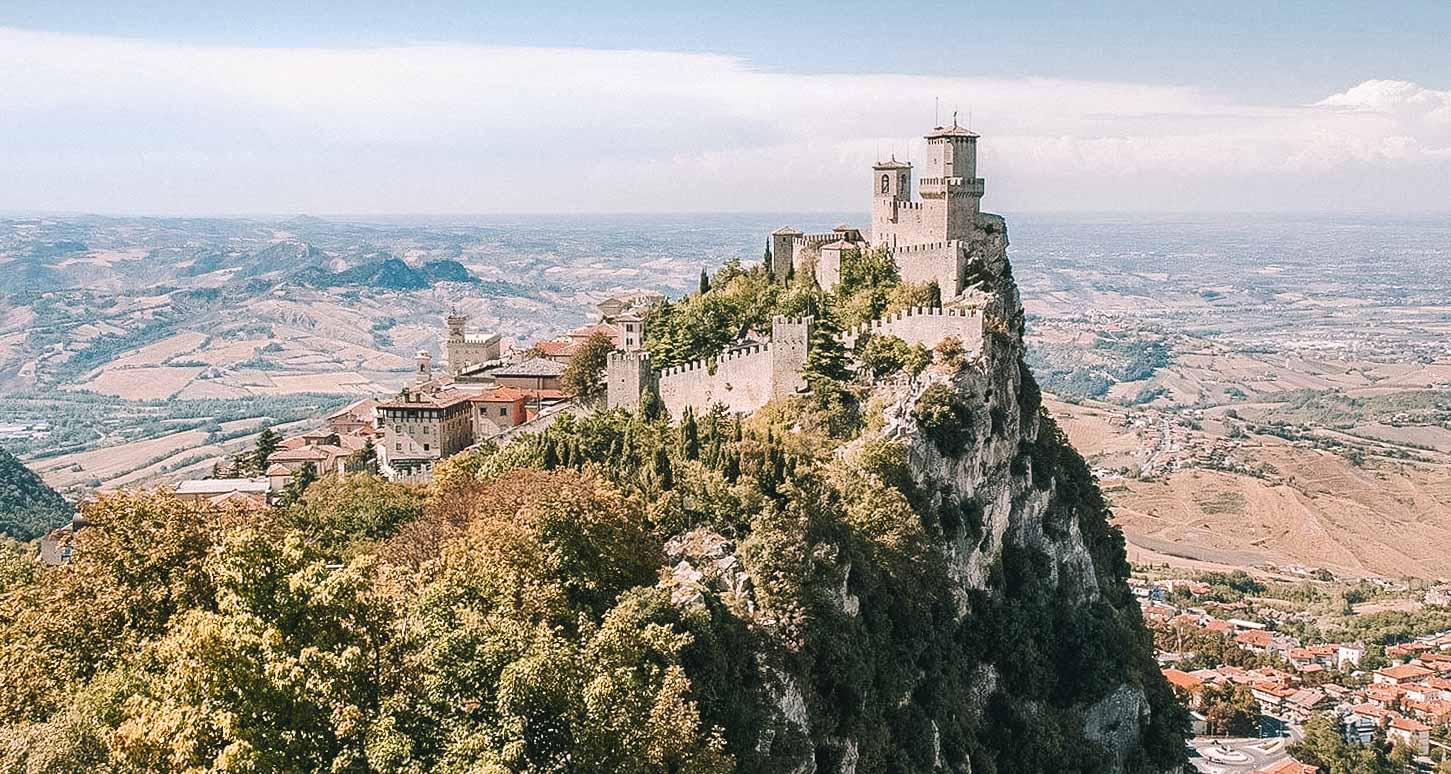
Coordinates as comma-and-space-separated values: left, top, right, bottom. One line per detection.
2, 2, 1449, 214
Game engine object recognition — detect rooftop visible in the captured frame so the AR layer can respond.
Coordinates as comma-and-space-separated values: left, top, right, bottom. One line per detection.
378, 389, 477, 410
472, 385, 530, 403
1379, 664, 1435, 680
175, 478, 271, 495
492, 357, 568, 378
925, 122, 980, 140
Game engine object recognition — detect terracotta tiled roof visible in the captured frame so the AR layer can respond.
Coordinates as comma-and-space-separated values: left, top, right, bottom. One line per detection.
1161, 668, 1202, 692
1379, 664, 1434, 681
1252, 759, 1319, 774
471, 386, 529, 403
492, 357, 567, 378
1390, 716, 1431, 732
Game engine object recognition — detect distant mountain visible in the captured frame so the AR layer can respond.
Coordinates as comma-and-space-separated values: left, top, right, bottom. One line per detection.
0, 447, 72, 541
293, 256, 478, 290
419, 258, 476, 284
244, 241, 328, 277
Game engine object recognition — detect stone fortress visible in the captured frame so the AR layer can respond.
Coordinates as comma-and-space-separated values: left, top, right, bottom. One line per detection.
608, 120, 1006, 418
769, 117, 1002, 299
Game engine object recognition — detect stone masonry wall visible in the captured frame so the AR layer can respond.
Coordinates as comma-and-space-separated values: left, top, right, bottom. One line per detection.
839, 305, 984, 353
658, 344, 775, 418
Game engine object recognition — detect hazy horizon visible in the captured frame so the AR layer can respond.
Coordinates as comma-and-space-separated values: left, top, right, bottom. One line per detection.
3, 3, 1449, 216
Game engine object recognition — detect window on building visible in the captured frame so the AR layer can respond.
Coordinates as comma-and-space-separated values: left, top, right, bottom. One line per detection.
498, 407, 507, 416
423, 443, 430, 451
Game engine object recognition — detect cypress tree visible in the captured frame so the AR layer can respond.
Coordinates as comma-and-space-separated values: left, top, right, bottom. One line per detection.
763, 240, 774, 278
698, 267, 710, 295
653, 445, 674, 491
803, 307, 851, 388
680, 407, 700, 460
541, 436, 559, 469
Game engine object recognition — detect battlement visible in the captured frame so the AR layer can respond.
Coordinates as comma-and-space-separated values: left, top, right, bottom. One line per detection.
891, 241, 955, 255
659, 343, 770, 378
795, 232, 850, 246
607, 350, 650, 365
839, 305, 985, 354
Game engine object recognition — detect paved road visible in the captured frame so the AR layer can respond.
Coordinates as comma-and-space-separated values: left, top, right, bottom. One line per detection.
1188, 736, 1293, 774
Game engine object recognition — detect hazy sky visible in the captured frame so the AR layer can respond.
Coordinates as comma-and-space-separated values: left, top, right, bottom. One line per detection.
2, 2, 1449, 215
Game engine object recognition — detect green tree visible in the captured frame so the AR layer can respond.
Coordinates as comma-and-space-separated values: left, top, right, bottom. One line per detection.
859, 334, 913, 380
653, 444, 674, 491
282, 473, 423, 553
279, 464, 317, 507
802, 308, 850, 389
253, 427, 283, 474
680, 406, 700, 460
0, 447, 72, 541
698, 267, 710, 294
562, 331, 615, 402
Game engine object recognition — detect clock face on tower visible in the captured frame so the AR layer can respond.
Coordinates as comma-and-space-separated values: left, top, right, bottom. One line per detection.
881, 174, 890, 194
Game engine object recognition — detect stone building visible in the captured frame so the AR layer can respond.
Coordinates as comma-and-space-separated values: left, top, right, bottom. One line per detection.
491, 357, 567, 392
377, 388, 477, 479
471, 385, 529, 437
775, 120, 999, 298
445, 312, 502, 374
608, 316, 812, 418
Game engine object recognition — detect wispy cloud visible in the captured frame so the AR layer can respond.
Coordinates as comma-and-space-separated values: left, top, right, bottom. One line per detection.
1, 27, 1447, 214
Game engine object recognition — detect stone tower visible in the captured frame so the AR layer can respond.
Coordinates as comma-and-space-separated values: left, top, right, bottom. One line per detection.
919, 121, 984, 242
616, 311, 644, 352
446, 311, 467, 342
871, 120, 986, 249
415, 351, 433, 384
870, 157, 913, 248
606, 351, 652, 410
770, 227, 801, 279
769, 315, 812, 398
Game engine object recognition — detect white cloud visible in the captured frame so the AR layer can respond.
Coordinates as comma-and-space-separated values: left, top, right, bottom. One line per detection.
0, 27, 1447, 214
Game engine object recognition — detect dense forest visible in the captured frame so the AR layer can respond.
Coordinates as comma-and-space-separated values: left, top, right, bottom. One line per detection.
0, 251, 1186, 773
0, 447, 72, 541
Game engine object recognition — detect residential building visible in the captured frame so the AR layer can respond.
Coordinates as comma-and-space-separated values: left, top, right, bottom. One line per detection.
1375, 664, 1434, 686
491, 357, 567, 392
1252, 759, 1318, 774
377, 388, 477, 479
1387, 716, 1431, 755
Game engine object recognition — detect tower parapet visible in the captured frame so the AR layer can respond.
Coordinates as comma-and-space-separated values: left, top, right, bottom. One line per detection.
606, 350, 653, 411
770, 315, 812, 398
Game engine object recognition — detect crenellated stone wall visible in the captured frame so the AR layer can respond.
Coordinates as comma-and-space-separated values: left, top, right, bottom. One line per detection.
657, 343, 776, 417
839, 305, 985, 353
605, 350, 653, 411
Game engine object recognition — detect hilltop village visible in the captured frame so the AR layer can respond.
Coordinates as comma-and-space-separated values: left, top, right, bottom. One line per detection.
157, 119, 1004, 497
1134, 571, 1451, 773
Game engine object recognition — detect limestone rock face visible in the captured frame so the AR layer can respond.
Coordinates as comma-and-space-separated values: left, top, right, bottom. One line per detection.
661, 214, 1185, 773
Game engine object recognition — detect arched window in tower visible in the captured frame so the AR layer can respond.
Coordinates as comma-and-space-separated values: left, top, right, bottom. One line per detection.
880, 174, 890, 194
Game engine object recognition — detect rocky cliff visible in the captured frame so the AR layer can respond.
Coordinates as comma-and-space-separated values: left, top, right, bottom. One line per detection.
663, 216, 1187, 773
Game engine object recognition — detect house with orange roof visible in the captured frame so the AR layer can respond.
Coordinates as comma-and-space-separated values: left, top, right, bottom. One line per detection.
470, 386, 529, 437
1387, 716, 1431, 754
1161, 668, 1204, 707
1375, 664, 1435, 686
1252, 757, 1318, 774
1363, 684, 1404, 710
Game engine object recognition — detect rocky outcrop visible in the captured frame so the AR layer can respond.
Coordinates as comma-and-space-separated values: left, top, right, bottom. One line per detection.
660, 213, 1186, 773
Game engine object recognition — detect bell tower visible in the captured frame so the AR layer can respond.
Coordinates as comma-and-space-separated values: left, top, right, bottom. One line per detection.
920, 118, 984, 241
870, 157, 913, 248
